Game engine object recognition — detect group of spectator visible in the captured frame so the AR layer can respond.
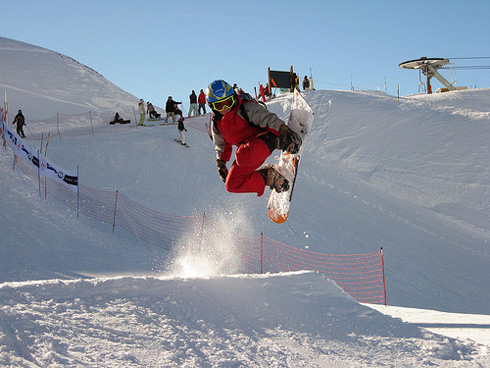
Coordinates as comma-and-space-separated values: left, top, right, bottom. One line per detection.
11, 74, 313, 139
290, 73, 315, 92
188, 89, 207, 117
136, 88, 208, 126
121, 74, 314, 128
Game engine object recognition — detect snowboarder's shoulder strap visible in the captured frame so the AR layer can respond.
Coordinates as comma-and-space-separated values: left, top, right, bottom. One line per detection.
238, 92, 266, 108
238, 92, 256, 103
238, 92, 267, 125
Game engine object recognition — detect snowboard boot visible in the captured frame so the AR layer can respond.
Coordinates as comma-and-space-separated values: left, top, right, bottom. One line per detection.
258, 127, 302, 154
259, 165, 290, 193
276, 126, 302, 154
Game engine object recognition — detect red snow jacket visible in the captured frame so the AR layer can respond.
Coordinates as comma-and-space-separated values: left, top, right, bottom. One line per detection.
198, 92, 206, 104
211, 95, 284, 162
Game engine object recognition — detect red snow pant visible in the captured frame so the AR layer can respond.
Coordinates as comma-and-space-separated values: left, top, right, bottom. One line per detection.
225, 137, 272, 196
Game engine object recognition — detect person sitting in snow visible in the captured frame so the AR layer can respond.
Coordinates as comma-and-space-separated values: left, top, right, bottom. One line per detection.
110, 112, 123, 124
207, 79, 302, 196
110, 112, 130, 124
147, 102, 161, 119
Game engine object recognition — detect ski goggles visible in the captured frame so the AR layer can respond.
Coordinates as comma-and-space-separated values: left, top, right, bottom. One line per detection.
210, 95, 235, 112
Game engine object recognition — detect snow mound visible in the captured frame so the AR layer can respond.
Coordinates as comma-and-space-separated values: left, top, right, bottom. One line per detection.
1, 272, 486, 367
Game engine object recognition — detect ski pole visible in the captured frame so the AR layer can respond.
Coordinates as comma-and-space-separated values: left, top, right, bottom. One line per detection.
24, 123, 34, 136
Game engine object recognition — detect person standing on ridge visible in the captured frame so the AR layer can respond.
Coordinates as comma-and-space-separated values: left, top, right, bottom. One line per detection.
188, 90, 198, 117
207, 79, 302, 196
165, 96, 182, 124
198, 89, 207, 115
302, 75, 310, 91
138, 99, 145, 126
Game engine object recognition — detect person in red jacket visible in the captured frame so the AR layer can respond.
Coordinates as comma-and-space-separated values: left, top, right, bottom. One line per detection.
207, 79, 301, 196
198, 89, 207, 115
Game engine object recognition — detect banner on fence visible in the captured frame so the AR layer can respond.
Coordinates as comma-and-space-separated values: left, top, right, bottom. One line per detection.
2, 119, 78, 190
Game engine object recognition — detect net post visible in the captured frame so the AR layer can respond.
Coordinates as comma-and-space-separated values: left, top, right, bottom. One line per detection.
89, 111, 94, 136
260, 233, 264, 274
380, 247, 387, 306
112, 190, 119, 233
57, 113, 61, 139
37, 149, 41, 198
76, 166, 80, 218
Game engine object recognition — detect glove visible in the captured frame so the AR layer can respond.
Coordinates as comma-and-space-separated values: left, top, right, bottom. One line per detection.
216, 159, 228, 183
279, 125, 302, 154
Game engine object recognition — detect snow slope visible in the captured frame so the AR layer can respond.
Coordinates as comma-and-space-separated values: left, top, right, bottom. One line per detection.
0, 37, 141, 120
1, 37, 490, 366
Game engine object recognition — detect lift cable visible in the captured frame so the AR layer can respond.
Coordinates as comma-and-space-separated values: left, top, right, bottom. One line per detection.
447, 56, 490, 60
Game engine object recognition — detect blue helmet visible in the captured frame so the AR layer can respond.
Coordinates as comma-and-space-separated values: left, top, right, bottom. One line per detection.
206, 80, 234, 104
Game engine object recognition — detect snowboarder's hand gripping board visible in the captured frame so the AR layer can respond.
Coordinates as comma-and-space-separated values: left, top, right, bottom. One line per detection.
267, 90, 315, 223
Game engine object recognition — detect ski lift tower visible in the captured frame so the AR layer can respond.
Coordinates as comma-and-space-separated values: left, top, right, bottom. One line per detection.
399, 57, 454, 94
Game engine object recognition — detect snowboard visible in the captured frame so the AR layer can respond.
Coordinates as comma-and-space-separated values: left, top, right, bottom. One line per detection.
267, 90, 314, 223
174, 138, 189, 148
142, 121, 178, 127
109, 119, 130, 125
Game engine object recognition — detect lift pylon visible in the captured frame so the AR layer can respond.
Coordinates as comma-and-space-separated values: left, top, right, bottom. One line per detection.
399, 57, 454, 94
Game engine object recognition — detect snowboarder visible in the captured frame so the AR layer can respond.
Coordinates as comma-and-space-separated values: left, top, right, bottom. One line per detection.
207, 79, 302, 196
176, 116, 187, 146
12, 109, 26, 138
109, 112, 130, 124
165, 96, 182, 124
138, 99, 145, 126
147, 102, 161, 119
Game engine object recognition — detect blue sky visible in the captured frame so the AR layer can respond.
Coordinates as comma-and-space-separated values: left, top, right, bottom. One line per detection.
1, 0, 489, 110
